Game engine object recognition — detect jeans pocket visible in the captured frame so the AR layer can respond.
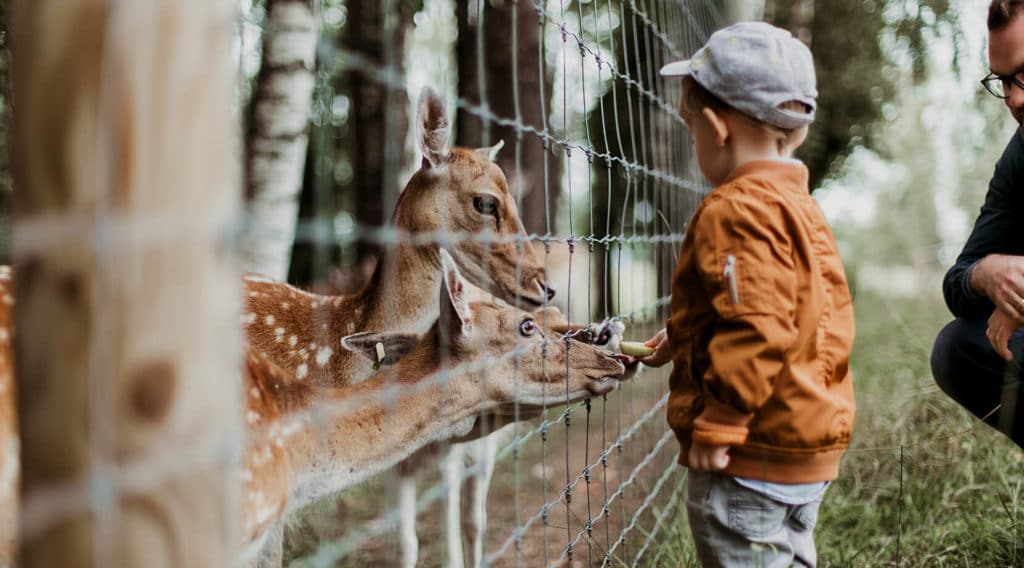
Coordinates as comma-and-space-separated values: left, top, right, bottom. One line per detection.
789, 500, 821, 533
727, 489, 786, 539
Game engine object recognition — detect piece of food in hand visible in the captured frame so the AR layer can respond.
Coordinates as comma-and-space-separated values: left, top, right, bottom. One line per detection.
619, 341, 655, 357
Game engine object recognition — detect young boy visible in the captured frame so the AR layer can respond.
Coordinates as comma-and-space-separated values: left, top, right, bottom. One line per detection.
640, 22, 856, 567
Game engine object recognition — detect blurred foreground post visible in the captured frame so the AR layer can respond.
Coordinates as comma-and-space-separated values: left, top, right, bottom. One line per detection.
9, 1, 241, 566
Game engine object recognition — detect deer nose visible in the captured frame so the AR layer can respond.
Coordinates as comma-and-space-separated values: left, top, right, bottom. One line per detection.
539, 282, 556, 301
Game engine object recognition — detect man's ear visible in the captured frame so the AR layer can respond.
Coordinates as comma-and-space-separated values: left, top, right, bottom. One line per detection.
438, 248, 473, 338
702, 107, 730, 147
341, 332, 421, 366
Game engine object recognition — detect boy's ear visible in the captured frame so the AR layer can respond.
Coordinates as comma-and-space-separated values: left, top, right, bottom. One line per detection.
702, 107, 730, 147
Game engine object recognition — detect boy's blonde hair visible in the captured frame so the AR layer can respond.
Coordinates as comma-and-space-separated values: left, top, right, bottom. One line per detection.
678, 76, 811, 149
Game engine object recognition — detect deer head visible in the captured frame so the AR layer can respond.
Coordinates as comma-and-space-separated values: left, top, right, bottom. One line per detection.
395, 88, 553, 310
343, 250, 625, 412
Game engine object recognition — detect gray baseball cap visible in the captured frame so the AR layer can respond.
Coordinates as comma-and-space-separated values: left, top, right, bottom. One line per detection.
660, 22, 817, 130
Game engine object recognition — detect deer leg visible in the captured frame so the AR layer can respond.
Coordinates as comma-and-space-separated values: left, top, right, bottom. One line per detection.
398, 474, 419, 568
444, 444, 467, 568
462, 435, 499, 568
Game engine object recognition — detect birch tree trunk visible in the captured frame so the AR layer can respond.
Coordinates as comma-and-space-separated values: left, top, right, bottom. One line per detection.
724, 0, 766, 23
10, 1, 241, 565
239, 0, 318, 280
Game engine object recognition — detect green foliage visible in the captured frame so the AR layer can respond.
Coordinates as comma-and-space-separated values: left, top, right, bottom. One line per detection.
767, 0, 958, 189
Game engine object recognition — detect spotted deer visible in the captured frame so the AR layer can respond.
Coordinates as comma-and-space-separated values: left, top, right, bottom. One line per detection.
241, 87, 553, 391
239, 87, 565, 566
240, 251, 626, 564
343, 307, 634, 568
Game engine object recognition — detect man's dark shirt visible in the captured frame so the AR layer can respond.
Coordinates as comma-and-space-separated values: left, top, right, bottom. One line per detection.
944, 128, 1024, 319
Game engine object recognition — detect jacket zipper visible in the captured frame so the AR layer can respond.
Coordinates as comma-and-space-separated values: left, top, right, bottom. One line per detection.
724, 255, 740, 305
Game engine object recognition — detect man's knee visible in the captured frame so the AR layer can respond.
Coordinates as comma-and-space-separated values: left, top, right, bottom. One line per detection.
931, 319, 978, 395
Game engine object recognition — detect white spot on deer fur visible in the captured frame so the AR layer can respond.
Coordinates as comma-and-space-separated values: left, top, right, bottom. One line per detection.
264, 315, 275, 326
275, 327, 285, 336
242, 313, 257, 325
347, 322, 355, 333
240, 468, 253, 482
248, 291, 258, 298
289, 335, 298, 347
247, 410, 261, 424
316, 347, 332, 367
296, 364, 308, 380
281, 302, 290, 310
3, 295, 13, 305
250, 387, 260, 398
309, 342, 316, 350
0, 329, 9, 343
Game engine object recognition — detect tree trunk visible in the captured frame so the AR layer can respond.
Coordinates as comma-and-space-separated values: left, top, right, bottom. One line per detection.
724, 0, 766, 23
344, 0, 411, 268
239, 0, 318, 280
10, 1, 241, 565
455, 0, 559, 237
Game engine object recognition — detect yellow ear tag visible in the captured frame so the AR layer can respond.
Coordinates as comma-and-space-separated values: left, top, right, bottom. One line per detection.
373, 342, 386, 371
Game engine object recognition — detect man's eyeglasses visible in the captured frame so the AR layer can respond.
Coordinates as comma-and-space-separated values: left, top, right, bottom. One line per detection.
981, 71, 1024, 99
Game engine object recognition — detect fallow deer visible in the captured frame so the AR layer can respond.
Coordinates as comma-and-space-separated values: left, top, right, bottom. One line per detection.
241, 87, 553, 391
240, 251, 626, 564
238, 86, 603, 567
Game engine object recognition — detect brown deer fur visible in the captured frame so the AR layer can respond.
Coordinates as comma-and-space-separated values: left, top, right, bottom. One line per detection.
242, 88, 552, 391
239, 256, 625, 558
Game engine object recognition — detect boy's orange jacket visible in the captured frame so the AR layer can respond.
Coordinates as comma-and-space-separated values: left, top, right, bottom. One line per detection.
666, 160, 855, 483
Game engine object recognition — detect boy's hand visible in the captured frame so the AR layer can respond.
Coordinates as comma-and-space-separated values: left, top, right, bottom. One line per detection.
688, 442, 731, 472
638, 328, 671, 368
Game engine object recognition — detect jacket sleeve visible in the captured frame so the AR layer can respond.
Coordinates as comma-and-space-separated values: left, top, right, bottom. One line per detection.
943, 128, 1024, 319
690, 194, 799, 448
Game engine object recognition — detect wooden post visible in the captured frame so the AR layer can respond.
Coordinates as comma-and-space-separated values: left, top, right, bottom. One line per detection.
9, 1, 241, 566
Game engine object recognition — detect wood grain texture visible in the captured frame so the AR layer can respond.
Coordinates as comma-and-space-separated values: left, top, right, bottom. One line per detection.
9, 1, 241, 565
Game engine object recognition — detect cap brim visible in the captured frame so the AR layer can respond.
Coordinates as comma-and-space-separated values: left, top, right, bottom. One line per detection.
659, 60, 692, 77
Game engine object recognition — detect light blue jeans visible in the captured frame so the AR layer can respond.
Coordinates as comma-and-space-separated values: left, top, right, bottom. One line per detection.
686, 470, 822, 568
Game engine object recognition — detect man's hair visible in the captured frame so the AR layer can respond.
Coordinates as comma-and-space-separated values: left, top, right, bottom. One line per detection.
678, 76, 809, 145
989, 0, 1024, 30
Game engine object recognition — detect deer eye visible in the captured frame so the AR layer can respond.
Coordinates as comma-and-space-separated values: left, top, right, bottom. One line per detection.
518, 318, 537, 337
473, 195, 499, 216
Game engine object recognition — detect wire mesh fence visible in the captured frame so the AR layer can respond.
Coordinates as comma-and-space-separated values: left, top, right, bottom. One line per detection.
238, 0, 721, 565
7, 0, 1024, 567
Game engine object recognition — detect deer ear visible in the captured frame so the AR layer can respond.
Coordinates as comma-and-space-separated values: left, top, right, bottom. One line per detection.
438, 248, 472, 337
341, 332, 421, 366
416, 87, 450, 169
475, 139, 505, 162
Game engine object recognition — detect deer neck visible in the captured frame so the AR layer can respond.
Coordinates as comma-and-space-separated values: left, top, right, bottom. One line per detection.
243, 242, 443, 388
281, 344, 480, 511
357, 241, 442, 333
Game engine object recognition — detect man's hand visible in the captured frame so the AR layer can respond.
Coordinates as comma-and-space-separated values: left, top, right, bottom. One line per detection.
988, 307, 1024, 360
638, 328, 672, 368
971, 254, 1024, 317
688, 442, 730, 472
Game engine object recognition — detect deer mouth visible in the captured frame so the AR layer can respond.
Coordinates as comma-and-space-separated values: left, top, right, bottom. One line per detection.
583, 351, 627, 393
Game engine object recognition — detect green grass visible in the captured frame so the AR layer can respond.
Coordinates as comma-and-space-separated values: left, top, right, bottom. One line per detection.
653, 291, 1024, 567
